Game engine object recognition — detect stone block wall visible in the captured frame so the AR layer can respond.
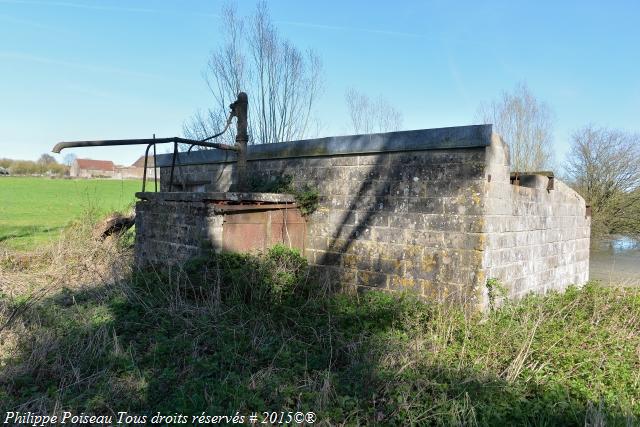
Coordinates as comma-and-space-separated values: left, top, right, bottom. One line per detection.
135, 192, 303, 266
136, 125, 590, 309
135, 198, 217, 265
482, 136, 590, 298
164, 149, 487, 305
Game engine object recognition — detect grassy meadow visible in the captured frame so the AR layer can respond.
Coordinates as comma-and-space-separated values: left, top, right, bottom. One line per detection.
0, 177, 140, 249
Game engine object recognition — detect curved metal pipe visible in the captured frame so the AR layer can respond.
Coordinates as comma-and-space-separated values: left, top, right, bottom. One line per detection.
52, 137, 237, 154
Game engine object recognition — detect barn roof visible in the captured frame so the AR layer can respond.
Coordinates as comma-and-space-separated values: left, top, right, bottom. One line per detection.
131, 156, 154, 168
75, 158, 115, 171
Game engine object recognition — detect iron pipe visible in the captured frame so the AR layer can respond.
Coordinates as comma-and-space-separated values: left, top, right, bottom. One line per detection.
52, 137, 237, 154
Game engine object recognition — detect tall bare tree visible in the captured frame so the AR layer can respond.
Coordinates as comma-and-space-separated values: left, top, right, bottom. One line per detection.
565, 125, 640, 236
184, 2, 322, 146
345, 88, 403, 134
477, 82, 554, 171
63, 153, 77, 167
37, 153, 57, 165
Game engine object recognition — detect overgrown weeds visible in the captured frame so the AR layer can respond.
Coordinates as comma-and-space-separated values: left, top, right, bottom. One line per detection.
0, 227, 639, 425
0, 209, 132, 293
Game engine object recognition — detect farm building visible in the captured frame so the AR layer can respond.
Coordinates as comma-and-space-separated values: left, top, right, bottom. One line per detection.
70, 157, 155, 179
70, 158, 115, 178
114, 156, 155, 179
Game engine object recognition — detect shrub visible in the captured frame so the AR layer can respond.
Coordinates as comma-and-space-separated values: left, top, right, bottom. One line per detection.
248, 174, 319, 216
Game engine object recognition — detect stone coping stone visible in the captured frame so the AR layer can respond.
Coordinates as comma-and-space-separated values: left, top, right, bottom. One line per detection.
136, 191, 296, 203
510, 171, 554, 178
155, 125, 493, 167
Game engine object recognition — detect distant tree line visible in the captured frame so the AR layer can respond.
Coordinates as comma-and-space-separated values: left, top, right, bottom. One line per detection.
566, 126, 640, 237
478, 82, 640, 238
345, 87, 403, 134
0, 154, 69, 176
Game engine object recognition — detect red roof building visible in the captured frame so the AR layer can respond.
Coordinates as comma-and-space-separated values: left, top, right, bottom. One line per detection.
131, 155, 154, 168
70, 158, 115, 178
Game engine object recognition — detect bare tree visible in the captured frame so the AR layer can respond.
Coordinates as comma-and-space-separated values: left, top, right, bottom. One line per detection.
565, 125, 640, 236
37, 153, 57, 165
477, 82, 554, 171
184, 2, 322, 146
63, 153, 77, 166
345, 88, 403, 134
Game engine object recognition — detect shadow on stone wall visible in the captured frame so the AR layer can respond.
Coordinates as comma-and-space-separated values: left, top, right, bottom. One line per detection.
261, 144, 489, 307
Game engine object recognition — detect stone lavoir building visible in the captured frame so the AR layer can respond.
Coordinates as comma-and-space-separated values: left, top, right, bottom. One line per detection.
134, 125, 590, 310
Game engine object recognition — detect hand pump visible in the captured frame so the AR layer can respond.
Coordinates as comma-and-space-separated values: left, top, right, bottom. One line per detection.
230, 92, 248, 192
51, 92, 249, 192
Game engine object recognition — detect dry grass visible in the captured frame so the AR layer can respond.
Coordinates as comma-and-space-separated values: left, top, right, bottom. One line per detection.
1, 212, 132, 294
0, 212, 135, 412
1, 220, 639, 425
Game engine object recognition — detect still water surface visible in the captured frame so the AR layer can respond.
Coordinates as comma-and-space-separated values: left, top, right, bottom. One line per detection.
589, 235, 640, 286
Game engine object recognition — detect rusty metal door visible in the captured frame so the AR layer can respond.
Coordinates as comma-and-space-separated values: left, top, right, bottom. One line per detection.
222, 207, 305, 253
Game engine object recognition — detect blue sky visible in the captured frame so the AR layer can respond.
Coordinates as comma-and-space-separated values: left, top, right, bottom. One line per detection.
1, 0, 638, 166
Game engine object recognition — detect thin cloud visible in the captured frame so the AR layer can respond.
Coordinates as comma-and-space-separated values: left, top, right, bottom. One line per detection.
277, 19, 432, 39
0, 0, 162, 13
0, 0, 219, 17
0, 13, 71, 33
0, 51, 162, 80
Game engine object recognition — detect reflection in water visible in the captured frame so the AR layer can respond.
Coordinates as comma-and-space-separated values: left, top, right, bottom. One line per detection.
590, 235, 640, 286
608, 236, 640, 252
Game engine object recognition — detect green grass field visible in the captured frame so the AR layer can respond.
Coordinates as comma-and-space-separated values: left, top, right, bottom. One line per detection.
0, 177, 141, 249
